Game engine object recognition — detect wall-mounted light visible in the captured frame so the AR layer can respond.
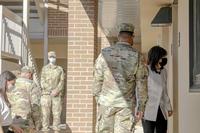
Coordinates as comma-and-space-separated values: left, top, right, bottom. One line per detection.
151, 6, 172, 27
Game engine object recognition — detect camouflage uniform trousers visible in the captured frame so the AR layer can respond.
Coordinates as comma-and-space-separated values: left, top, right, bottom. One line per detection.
41, 95, 62, 130
31, 105, 42, 131
21, 126, 36, 133
96, 105, 135, 133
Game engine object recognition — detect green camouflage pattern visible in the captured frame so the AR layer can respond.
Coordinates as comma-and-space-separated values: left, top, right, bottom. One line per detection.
93, 42, 148, 132
93, 42, 148, 110
8, 77, 41, 131
96, 105, 135, 133
21, 66, 34, 73
40, 64, 64, 130
118, 23, 135, 33
40, 64, 64, 95
40, 95, 62, 130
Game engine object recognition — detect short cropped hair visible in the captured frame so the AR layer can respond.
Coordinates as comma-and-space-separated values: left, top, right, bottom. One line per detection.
119, 31, 134, 37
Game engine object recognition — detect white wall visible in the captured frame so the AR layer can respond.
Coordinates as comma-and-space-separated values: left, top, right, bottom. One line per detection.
140, 0, 163, 53
178, 0, 200, 133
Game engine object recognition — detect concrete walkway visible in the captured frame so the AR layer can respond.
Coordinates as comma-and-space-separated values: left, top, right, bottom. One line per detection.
38, 123, 144, 133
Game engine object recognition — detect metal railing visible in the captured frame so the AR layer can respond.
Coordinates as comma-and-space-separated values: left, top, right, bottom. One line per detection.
0, 5, 40, 84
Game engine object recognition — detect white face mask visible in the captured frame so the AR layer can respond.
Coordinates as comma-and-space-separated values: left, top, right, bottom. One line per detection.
7, 84, 15, 92
48, 57, 56, 64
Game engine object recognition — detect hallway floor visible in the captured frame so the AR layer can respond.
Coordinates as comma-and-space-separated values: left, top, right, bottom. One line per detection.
38, 123, 144, 133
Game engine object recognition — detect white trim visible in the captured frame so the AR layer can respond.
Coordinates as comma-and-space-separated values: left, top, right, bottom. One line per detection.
0, 6, 3, 52
178, 0, 200, 132
23, 0, 30, 30
43, 0, 48, 65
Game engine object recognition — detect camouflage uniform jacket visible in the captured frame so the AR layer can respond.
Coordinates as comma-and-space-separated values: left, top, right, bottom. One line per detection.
40, 64, 64, 95
93, 42, 148, 112
8, 77, 40, 119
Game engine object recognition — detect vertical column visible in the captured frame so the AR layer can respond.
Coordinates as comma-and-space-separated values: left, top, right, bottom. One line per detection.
67, 0, 97, 133
44, 0, 48, 65
172, 4, 179, 133
0, 6, 3, 73
23, 0, 30, 66
0, 6, 3, 52
23, 0, 30, 29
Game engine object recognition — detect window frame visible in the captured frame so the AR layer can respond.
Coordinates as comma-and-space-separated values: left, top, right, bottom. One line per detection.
189, 0, 200, 91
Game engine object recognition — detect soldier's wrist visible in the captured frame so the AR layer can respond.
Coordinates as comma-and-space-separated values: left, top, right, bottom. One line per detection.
137, 105, 145, 112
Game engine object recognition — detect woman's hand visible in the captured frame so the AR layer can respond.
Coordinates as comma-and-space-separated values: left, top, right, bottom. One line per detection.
10, 124, 24, 133
168, 110, 173, 117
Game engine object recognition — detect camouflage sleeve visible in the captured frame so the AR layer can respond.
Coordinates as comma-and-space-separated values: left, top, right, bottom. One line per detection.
40, 66, 49, 90
136, 53, 148, 112
93, 53, 105, 102
56, 67, 65, 92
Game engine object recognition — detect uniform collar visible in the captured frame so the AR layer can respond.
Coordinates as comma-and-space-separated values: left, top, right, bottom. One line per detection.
116, 42, 132, 47
47, 63, 57, 69
117, 42, 131, 46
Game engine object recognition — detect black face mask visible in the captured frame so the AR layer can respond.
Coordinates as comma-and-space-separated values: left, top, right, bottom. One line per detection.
159, 58, 168, 67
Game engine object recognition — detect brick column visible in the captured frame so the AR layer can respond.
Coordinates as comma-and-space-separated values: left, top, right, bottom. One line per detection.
67, 0, 97, 132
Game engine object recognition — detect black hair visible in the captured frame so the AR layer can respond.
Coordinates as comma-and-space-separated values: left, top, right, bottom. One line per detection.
119, 31, 134, 37
0, 71, 16, 107
147, 46, 167, 72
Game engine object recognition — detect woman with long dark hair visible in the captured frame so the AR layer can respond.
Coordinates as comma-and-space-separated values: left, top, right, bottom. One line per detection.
0, 71, 23, 133
142, 46, 173, 133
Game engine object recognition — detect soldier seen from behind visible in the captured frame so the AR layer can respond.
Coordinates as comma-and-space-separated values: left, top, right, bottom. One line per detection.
93, 23, 148, 133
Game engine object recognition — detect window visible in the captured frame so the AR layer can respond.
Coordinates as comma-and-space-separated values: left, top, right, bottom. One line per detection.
190, 0, 200, 89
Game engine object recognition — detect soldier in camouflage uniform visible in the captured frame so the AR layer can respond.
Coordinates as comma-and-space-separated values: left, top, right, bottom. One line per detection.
40, 51, 65, 131
93, 23, 148, 133
8, 66, 41, 132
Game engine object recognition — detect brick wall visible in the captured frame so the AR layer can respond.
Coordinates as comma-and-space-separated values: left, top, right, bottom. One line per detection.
67, 0, 97, 132
48, 0, 68, 37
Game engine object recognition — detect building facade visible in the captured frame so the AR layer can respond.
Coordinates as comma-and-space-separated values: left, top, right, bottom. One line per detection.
0, 0, 200, 133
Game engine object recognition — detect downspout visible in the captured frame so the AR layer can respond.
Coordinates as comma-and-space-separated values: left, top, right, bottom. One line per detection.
44, 0, 48, 65
23, 0, 30, 65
